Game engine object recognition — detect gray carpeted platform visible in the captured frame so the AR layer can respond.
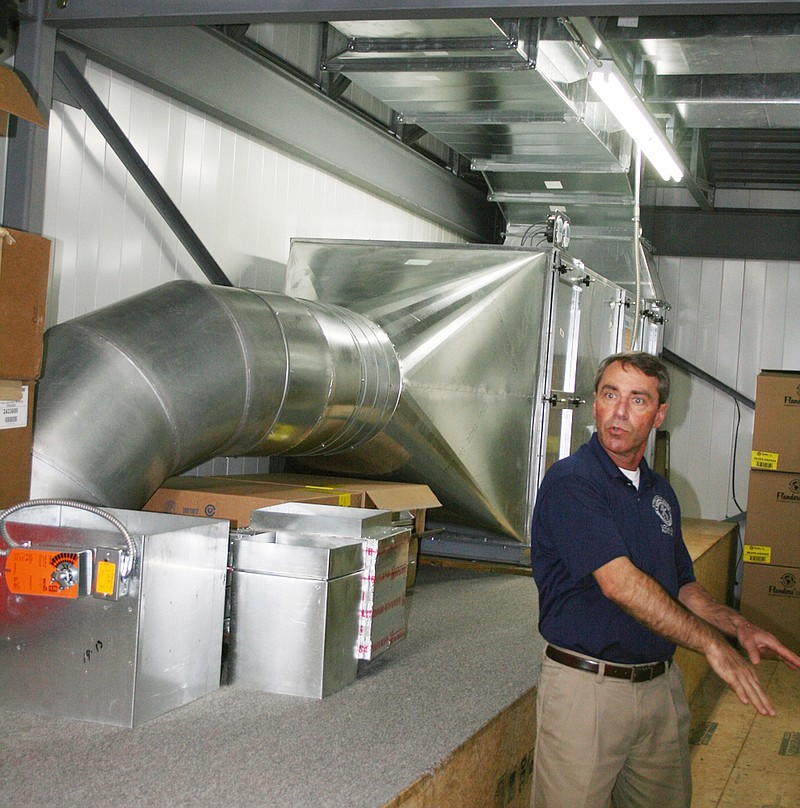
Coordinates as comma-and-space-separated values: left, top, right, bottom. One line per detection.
0, 564, 542, 808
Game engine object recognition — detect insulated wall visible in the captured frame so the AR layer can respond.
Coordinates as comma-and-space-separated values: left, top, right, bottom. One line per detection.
656, 254, 800, 521
42, 60, 467, 329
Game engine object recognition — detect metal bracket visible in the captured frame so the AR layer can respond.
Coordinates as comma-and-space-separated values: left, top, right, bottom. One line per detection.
544, 391, 585, 409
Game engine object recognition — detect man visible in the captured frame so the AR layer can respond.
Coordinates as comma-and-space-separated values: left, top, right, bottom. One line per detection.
530, 351, 800, 808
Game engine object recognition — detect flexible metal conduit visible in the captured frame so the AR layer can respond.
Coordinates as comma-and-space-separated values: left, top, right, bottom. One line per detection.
30, 281, 402, 509
0, 499, 136, 577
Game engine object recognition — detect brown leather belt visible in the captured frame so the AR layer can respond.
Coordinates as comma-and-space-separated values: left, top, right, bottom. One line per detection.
546, 645, 670, 683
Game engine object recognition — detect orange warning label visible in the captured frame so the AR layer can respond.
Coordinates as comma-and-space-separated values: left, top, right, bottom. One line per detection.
5, 548, 80, 598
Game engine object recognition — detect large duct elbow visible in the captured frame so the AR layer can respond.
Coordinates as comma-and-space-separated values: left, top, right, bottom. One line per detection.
30, 281, 402, 508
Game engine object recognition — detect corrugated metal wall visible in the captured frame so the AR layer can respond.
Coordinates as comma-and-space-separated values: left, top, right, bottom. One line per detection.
657, 255, 800, 521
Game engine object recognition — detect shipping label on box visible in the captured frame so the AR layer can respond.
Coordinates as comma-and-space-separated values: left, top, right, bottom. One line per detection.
0, 383, 28, 430
751, 370, 800, 473
0, 381, 35, 509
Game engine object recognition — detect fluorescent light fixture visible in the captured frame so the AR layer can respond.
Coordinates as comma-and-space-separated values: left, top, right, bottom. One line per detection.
587, 60, 683, 182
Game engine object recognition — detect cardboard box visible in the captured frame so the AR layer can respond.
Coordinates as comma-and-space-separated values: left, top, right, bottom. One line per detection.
751, 370, 800, 473
0, 381, 35, 509
0, 228, 52, 381
357, 529, 410, 660
0, 65, 48, 134
142, 478, 344, 528
743, 469, 800, 567
740, 562, 800, 651
151, 474, 362, 506
174, 474, 367, 508
230, 473, 441, 535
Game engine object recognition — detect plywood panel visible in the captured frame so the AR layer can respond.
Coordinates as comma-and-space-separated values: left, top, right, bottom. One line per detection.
677, 519, 737, 700
386, 687, 537, 808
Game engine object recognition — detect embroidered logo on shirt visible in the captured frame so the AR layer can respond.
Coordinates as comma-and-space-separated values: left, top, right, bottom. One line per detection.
652, 495, 674, 535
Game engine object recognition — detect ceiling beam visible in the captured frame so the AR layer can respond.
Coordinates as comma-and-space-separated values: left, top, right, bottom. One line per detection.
38, 0, 800, 28
603, 12, 800, 39
646, 206, 800, 259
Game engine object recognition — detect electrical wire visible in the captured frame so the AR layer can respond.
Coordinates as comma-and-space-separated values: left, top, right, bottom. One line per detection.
730, 399, 745, 516
518, 217, 550, 247
730, 399, 746, 591
0, 499, 137, 578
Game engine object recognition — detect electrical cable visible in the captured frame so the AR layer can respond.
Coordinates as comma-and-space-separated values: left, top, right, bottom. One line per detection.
730, 399, 746, 590
0, 499, 137, 578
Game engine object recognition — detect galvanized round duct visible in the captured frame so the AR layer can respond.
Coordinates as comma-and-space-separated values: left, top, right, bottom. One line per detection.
30, 280, 402, 508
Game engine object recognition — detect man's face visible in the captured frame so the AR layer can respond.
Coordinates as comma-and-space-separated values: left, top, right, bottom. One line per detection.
592, 360, 668, 470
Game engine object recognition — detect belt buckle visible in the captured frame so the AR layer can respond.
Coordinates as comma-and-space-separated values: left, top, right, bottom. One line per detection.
631, 663, 658, 683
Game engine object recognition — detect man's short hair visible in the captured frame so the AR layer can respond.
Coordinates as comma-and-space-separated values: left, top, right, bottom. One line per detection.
594, 352, 671, 405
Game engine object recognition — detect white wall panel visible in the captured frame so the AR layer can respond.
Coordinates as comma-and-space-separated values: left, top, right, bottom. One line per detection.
737, 259, 766, 400
761, 262, 790, 369
784, 269, 800, 367
671, 256, 703, 364
42, 61, 466, 329
716, 259, 744, 389
657, 253, 800, 523
697, 258, 723, 372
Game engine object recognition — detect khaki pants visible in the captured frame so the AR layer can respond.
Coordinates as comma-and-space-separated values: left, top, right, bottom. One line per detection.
531, 650, 692, 808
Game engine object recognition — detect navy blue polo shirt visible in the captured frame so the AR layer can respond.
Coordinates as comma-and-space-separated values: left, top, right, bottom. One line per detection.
531, 432, 695, 664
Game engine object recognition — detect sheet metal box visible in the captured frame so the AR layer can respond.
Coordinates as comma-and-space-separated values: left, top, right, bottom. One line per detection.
250, 503, 410, 661
0, 506, 229, 727
227, 530, 364, 698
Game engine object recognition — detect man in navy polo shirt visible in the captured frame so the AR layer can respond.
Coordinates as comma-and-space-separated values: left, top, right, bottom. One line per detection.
530, 351, 800, 808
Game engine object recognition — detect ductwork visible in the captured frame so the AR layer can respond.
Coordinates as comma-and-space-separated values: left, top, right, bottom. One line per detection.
30, 239, 631, 548
30, 280, 402, 507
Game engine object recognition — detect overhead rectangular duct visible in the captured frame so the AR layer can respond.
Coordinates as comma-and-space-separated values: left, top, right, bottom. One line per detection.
322, 18, 652, 291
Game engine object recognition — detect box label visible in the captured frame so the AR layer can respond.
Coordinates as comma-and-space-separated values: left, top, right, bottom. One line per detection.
783, 388, 800, 407
0, 384, 28, 430
751, 450, 779, 470
743, 545, 772, 564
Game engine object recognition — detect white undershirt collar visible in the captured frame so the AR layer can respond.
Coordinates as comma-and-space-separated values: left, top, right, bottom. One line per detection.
618, 466, 641, 489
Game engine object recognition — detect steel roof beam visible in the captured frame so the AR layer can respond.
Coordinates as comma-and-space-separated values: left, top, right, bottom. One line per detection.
38, 0, 800, 28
